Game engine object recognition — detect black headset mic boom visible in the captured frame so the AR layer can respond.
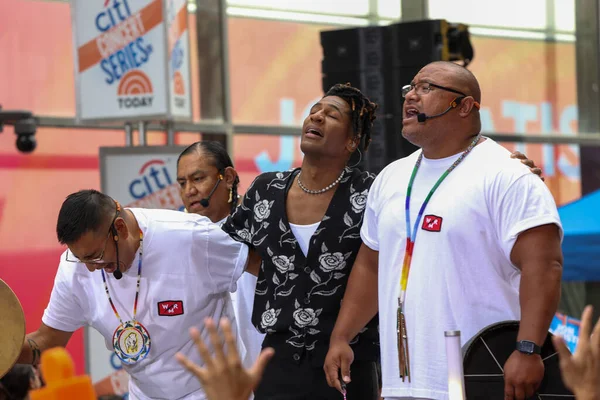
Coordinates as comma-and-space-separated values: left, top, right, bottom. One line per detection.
199, 177, 223, 208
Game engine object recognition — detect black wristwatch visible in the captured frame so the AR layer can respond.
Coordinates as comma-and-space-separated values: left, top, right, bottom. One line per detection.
516, 340, 542, 355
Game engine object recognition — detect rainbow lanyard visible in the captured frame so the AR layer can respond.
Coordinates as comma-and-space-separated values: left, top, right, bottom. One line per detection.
101, 232, 144, 324
396, 135, 480, 381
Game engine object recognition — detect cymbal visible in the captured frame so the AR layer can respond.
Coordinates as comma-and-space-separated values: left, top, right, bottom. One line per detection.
0, 279, 25, 379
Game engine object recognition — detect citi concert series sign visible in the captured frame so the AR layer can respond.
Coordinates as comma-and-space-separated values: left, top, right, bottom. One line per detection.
71, 0, 192, 121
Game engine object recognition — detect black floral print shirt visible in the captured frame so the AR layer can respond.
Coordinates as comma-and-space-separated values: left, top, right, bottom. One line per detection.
222, 167, 380, 366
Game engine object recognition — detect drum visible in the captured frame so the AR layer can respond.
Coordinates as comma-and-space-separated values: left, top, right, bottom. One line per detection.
463, 320, 574, 400
0, 279, 25, 379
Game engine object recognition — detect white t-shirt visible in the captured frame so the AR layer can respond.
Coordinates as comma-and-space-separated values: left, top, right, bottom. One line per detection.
289, 221, 320, 256
43, 208, 249, 400
229, 274, 264, 369
217, 218, 265, 377
360, 139, 563, 400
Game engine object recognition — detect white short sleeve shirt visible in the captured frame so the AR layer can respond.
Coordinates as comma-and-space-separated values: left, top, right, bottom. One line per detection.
361, 139, 562, 400
216, 217, 265, 378
43, 208, 249, 400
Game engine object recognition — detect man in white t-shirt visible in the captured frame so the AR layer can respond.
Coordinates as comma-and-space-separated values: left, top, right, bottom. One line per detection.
14, 189, 256, 400
324, 61, 563, 400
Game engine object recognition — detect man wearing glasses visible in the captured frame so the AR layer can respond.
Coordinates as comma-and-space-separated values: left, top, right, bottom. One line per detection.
14, 189, 257, 400
325, 61, 563, 400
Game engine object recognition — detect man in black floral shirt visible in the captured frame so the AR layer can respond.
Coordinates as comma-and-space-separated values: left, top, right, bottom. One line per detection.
222, 83, 382, 400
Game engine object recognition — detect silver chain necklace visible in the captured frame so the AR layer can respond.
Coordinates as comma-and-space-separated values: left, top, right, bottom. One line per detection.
297, 169, 345, 195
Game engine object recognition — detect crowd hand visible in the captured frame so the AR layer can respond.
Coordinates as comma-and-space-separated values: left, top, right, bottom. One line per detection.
510, 151, 544, 181
552, 305, 600, 400
323, 339, 354, 394
176, 318, 274, 400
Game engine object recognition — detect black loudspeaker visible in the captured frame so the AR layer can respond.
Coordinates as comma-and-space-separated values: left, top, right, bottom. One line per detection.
320, 19, 473, 174
321, 26, 386, 73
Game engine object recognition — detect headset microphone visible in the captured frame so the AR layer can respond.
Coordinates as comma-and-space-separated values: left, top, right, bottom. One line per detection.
417, 105, 454, 123
111, 228, 122, 280
416, 97, 465, 123
199, 175, 223, 208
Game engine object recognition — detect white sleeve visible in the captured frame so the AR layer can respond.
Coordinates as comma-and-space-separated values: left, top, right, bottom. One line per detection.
42, 259, 86, 332
360, 174, 382, 251
492, 173, 563, 262
192, 222, 249, 294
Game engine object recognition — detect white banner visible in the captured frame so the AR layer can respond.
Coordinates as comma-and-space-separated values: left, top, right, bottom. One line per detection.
71, 0, 192, 121
91, 146, 186, 398
99, 146, 186, 210
166, 0, 193, 118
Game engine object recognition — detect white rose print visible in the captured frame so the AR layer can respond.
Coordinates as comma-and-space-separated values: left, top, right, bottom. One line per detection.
272, 255, 294, 274
349, 189, 368, 213
318, 252, 346, 272
261, 308, 280, 329
293, 308, 320, 328
254, 199, 272, 222
236, 228, 252, 242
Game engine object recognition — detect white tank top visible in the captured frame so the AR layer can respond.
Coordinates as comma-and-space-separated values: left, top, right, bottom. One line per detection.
289, 221, 321, 256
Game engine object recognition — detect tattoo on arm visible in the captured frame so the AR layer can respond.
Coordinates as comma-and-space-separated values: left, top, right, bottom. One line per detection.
27, 338, 41, 365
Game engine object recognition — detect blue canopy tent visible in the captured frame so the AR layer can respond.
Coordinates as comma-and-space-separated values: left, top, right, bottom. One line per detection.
558, 189, 600, 281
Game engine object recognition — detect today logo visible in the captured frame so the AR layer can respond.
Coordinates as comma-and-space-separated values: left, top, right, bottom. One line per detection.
117, 69, 154, 109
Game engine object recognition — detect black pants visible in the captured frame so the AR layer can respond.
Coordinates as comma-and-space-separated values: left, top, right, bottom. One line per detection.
254, 355, 379, 400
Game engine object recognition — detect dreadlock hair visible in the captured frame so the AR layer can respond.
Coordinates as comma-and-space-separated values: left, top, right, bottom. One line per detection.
324, 83, 378, 153
177, 141, 240, 215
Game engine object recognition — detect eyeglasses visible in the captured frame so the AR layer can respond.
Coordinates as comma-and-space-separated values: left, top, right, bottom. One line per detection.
65, 203, 120, 265
402, 82, 470, 98
402, 82, 481, 109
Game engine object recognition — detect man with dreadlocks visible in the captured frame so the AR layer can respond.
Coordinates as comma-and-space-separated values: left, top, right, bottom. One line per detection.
222, 83, 382, 399
176, 141, 265, 383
